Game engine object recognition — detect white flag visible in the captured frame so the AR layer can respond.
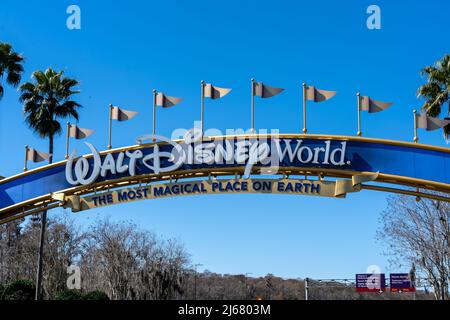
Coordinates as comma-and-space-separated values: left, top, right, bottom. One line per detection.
111, 106, 138, 121
361, 96, 393, 113
204, 83, 231, 99
305, 85, 337, 102
26, 148, 50, 163
69, 124, 94, 139
156, 92, 183, 108
254, 82, 284, 98
417, 114, 450, 131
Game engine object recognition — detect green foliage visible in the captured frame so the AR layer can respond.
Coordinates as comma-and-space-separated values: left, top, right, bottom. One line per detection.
19, 68, 81, 140
0, 280, 110, 301
0, 279, 35, 300
83, 290, 110, 300
418, 54, 450, 138
54, 289, 110, 300
0, 42, 24, 100
54, 289, 84, 300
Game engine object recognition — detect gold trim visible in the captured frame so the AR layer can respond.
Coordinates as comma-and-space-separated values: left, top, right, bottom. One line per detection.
0, 202, 63, 225
1, 166, 450, 220
1, 174, 449, 225
362, 185, 450, 202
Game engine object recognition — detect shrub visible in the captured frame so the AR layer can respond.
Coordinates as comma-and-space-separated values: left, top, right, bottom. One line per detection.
0, 279, 35, 300
83, 290, 110, 300
55, 289, 84, 300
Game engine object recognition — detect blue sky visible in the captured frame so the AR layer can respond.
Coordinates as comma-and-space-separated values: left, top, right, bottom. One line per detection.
0, 0, 449, 279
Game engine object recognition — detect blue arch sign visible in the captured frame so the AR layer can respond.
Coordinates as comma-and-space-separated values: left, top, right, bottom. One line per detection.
0, 134, 449, 218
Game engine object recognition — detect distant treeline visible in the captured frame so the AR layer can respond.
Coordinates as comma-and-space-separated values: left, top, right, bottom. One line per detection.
193, 273, 432, 300
0, 214, 434, 300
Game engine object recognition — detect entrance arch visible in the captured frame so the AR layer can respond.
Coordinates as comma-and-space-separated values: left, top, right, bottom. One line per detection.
1, 134, 449, 224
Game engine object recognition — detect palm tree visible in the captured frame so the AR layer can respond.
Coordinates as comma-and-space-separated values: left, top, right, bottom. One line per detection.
19, 68, 81, 299
19, 68, 81, 162
418, 54, 450, 138
0, 42, 24, 100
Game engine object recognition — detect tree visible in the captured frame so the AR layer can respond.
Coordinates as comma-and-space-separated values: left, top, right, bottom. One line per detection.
0, 214, 85, 299
80, 218, 190, 300
0, 218, 25, 283
19, 68, 81, 163
378, 194, 450, 300
38, 216, 85, 298
0, 42, 24, 101
0, 215, 191, 300
418, 54, 450, 138
19, 68, 81, 299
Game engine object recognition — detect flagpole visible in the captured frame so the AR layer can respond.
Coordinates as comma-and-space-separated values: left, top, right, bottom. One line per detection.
201, 80, 205, 137
413, 109, 420, 200
108, 103, 113, 149
357, 92, 362, 136
65, 122, 71, 159
302, 82, 307, 134
152, 89, 157, 141
24, 145, 28, 172
413, 109, 418, 143
251, 78, 255, 133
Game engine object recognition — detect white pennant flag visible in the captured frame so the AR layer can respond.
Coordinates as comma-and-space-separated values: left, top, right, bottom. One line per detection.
305, 85, 337, 102
361, 96, 393, 113
69, 124, 95, 139
253, 82, 284, 98
156, 92, 183, 108
26, 148, 51, 163
203, 83, 232, 99
417, 114, 450, 131
111, 106, 138, 121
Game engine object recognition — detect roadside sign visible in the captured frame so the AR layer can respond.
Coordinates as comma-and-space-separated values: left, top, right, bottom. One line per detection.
390, 273, 416, 292
356, 273, 386, 292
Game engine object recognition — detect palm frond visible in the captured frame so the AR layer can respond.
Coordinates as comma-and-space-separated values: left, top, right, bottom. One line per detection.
6, 71, 21, 86
418, 54, 450, 135
54, 100, 81, 120
0, 42, 25, 99
19, 67, 81, 140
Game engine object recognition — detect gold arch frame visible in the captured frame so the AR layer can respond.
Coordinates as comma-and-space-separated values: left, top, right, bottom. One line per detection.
1, 134, 449, 224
